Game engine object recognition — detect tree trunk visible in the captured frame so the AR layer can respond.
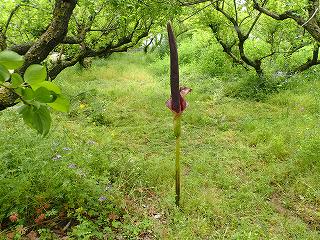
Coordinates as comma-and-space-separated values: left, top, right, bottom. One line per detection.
20, 0, 77, 73
0, 31, 7, 51
0, 88, 17, 111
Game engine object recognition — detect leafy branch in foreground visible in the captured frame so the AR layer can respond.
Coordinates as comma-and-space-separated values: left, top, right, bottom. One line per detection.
0, 50, 69, 136
166, 22, 192, 207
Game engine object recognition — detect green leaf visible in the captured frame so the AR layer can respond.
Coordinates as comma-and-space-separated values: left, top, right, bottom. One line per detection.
34, 87, 55, 103
11, 73, 24, 88
48, 96, 70, 112
24, 65, 47, 85
0, 64, 10, 83
15, 87, 23, 96
19, 105, 52, 136
31, 100, 41, 109
19, 104, 33, 123
0, 50, 24, 69
32, 81, 61, 94
21, 88, 35, 100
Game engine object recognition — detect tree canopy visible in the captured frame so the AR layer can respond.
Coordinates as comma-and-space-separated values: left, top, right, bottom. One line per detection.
2, 0, 320, 79
1, 0, 177, 78
179, 0, 320, 76
0, 0, 178, 111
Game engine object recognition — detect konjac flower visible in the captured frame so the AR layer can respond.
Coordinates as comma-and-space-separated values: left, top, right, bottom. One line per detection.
166, 22, 191, 207
166, 87, 192, 114
166, 22, 191, 115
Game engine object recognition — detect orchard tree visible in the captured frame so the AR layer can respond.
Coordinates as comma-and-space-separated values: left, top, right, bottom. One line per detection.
0, 0, 176, 111
253, 0, 320, 42
253, 0, 320, 72
178, 0, 320, 77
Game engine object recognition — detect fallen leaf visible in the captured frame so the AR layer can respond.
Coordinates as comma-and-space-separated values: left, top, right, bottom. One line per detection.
27, 231, 38, 240
108, 213, 119, 221
6, 232, 15, 240
34, 213, 45, 225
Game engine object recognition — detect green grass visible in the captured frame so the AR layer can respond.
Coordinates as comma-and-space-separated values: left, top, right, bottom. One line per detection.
0, 52, 319, 239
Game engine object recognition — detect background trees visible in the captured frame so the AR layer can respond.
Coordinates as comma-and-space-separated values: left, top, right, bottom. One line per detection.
1, 0, 175, 78
1, 0, 320, 110
0, 0, 177, 110
2, 0, 320, 79
179, 0, 320, 78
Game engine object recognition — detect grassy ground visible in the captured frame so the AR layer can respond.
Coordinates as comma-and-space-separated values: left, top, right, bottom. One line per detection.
0, 53, 319, 239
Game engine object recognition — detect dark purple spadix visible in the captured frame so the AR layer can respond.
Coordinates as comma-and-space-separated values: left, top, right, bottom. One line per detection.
167, 22, 180, 113
166, 23, 192, 115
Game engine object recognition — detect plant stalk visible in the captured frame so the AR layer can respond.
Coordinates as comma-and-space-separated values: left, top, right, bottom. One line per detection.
174, 114, 182, 207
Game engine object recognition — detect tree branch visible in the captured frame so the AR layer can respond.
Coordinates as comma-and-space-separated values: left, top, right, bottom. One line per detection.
9, 42, 34, 55
209, 24, 248, 70
245, 0, 267, 38
179, 2, 215, 22
178, 0, 212, 6
20, 0, 78, 74
253, 0, 320, 42
233, 0, 238, 24
48, 21, 152, 79
292, 43, 320, 73
4, 5, 21, 35
214, 2, 264, 76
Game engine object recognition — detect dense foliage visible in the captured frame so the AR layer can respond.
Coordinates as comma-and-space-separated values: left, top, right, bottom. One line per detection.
1, 0, 320, 111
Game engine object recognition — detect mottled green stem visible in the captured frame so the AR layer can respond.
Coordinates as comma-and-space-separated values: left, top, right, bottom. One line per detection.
174, 114, 182, 207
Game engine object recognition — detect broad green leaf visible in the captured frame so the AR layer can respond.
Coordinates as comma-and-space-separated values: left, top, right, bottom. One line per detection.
15, 87, 23, 96
11, 73, 24, 88
0, 64, 10, 83
34, 87, 55, 103
0, 50, 24, 69
19, 105, 51, 136
19, 105, 33, 125
21, 88, 35, 100
24, 65, 47, 85
36, 105, 52, 136
31, 100, 41, 109
32, 81, 61, 94
48, 96, 70, 112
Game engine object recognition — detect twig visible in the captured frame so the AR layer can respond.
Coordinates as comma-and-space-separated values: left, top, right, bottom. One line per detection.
179, 2, 214, 22
302, 8, 319, 27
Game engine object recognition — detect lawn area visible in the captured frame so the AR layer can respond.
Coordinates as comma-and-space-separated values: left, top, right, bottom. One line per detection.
0, 53, 319, 239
